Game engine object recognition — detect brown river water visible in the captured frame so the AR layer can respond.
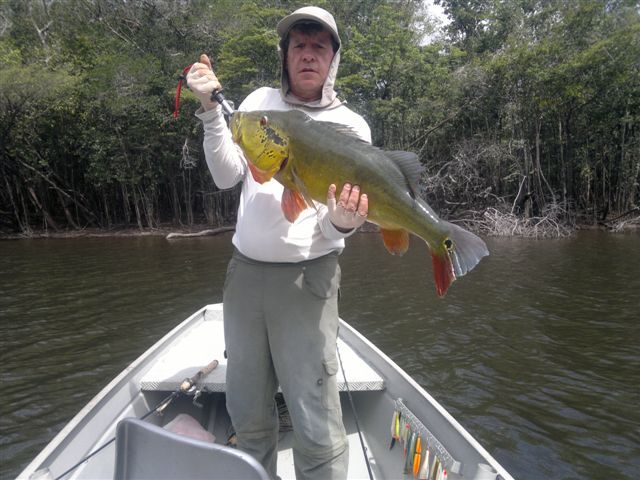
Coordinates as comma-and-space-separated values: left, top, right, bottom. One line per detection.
1, 230, 639, 479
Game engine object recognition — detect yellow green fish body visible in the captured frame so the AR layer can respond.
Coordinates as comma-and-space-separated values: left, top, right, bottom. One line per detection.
231, 110, 488, 296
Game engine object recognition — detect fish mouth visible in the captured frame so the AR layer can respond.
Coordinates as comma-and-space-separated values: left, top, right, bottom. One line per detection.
278, 157, 289, 173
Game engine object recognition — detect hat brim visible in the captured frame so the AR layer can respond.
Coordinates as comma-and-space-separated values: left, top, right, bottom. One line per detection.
276, 13, 340, 47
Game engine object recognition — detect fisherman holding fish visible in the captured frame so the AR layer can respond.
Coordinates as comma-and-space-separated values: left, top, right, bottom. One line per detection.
187, 6, 370, 480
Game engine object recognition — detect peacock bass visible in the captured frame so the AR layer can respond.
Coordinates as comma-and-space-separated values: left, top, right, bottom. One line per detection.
230, 109, 489, 297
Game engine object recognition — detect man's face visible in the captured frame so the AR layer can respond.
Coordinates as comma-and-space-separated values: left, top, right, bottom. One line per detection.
286, 28, 335, 102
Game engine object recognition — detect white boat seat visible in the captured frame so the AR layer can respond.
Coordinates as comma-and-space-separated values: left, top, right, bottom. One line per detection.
114, 417, 270, 480
140, 310, 385, 392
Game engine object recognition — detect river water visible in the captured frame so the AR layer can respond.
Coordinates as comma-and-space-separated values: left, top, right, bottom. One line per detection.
1, 231, 638, 479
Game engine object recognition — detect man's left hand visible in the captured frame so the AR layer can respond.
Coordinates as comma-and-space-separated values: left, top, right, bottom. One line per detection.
327, 183, 368, 232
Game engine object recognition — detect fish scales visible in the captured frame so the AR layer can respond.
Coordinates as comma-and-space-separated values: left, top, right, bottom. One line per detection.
231, 109, 489, 296
284, 116, 414, 227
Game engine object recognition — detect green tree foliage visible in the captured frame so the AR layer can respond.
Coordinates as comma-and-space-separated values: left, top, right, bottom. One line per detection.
434, 0, 639, 224
1, 0, 638, 235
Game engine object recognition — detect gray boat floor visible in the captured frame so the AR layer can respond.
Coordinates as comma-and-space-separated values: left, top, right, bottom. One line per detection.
275, 402, 376, 480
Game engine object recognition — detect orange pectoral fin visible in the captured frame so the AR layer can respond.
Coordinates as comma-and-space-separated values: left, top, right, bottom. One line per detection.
380, 229, 410, 255
248, 162, 274, 184
281, 188, 308, 222
431, 249, 456, 297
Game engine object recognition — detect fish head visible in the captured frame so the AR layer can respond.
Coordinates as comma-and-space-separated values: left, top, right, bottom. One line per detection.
231, 111, 290, 184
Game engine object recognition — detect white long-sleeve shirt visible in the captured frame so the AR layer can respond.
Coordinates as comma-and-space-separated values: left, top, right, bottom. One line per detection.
196, 87, 371, 263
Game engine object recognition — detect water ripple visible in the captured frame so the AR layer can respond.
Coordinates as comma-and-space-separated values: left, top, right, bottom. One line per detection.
2, 232, 639, 479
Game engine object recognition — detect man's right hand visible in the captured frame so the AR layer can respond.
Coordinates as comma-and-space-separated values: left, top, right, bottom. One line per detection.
186, 54, 222, 111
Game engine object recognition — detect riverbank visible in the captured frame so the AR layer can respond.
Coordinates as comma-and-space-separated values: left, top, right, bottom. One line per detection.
1, 219, 637, 241
0, 223, 640, 241
0, 225, 235, 241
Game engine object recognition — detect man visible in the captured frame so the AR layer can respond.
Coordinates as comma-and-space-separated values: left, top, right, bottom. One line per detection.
187, 6, 371, 479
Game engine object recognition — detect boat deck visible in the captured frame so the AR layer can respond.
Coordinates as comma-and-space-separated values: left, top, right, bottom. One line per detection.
140, 305, 385, 393
139, 305, 383, 479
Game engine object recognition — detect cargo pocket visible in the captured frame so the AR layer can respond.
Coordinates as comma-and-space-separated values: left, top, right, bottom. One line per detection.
302, 258, 341, 299
321, 357, 341, 410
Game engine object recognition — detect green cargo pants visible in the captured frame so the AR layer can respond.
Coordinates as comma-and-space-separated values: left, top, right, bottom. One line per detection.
222, 249, 348, 480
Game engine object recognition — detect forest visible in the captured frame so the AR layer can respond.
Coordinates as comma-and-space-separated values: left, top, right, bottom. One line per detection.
1, 0, 638, 237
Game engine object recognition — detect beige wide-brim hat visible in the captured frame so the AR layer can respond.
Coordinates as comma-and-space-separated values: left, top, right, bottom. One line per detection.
276, 6, 341, 48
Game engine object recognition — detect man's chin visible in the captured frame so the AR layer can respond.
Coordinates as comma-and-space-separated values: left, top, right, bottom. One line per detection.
290, 84, 323, 101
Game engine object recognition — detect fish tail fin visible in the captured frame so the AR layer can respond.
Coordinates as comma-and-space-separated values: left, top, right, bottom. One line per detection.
430, 221, 489, 297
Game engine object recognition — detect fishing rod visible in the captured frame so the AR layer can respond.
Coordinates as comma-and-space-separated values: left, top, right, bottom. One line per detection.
51, 359, 219, 480
337, 343, 375, 480
211, 88, 235, 117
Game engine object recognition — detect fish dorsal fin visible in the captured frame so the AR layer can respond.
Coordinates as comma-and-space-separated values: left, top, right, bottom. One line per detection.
281, 187, 308, 222
385, 151, 424, 198
315, 120, 370, 144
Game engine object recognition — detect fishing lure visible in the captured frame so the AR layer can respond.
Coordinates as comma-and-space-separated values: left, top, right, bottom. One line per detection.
404, 431, 418, 474
389, 410, 400, 449
418, 446, 430, 479
403, 421, 411, 451
430, 455, 441, 480
412, 436, 422, 477
173, 64, 193, 119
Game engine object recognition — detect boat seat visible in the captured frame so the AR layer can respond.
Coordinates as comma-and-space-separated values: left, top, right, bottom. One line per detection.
114, 417, 270, 480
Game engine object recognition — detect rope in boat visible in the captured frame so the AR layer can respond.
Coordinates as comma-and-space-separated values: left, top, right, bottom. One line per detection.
337, 342, 375, 480
52, 359, 218, 480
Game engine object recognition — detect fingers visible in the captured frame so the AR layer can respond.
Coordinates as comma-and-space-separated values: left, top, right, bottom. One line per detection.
189, 72, 219, 88
186, 57, 222, 109
327, 182, 368, 231
338, 183, 367, 215
188, 53, 216, 83
199, 53, 213, 70
188, 62, 214, 79
184, 55, 221, 111
327, 184, 337, 202
357, 191, 368, 217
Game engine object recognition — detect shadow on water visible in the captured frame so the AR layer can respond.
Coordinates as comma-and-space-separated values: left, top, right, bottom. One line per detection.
1, 230, 639, 479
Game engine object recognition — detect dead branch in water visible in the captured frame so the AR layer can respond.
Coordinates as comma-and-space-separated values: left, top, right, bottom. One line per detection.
467, 205, 574, 238
166, 227, 235, 240
601, 208, 640, 232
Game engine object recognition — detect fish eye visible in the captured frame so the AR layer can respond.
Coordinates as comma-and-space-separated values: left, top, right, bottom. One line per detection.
260, 116, 268, 127
444, 239, 453, 251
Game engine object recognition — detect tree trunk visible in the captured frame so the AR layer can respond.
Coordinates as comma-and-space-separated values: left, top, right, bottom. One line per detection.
131, 183, 144, 230
121, 183, 131, 225
102, 192, 112, 228
27, 186, 59, 231
171, 180, 182, 225
57, 191, 80, 229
